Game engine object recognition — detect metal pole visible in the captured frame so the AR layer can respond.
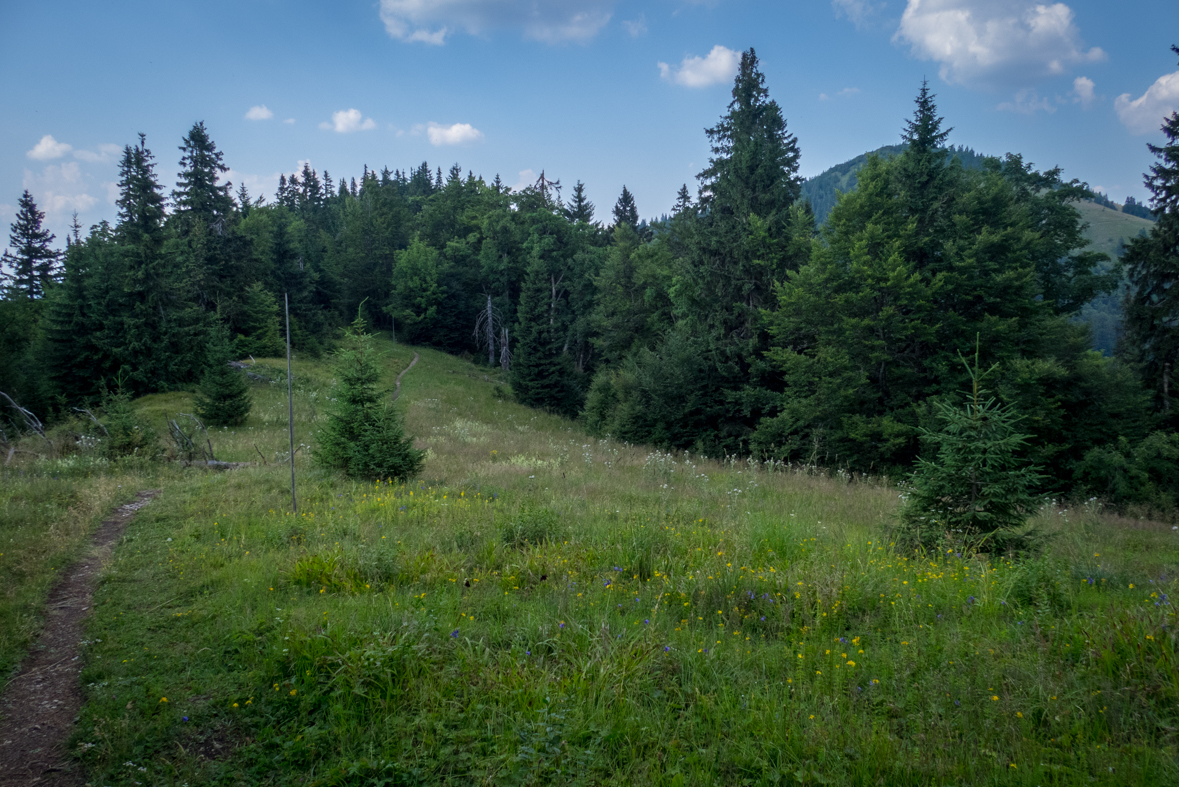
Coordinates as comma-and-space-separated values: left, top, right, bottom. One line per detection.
286, 292, 296, 514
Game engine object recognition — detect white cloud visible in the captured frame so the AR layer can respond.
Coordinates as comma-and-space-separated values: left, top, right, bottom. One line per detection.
379, 0, 613, 45
426, 122, 484, 146
27, 135, 73, 160
894, 0, 1105, 88
622, 15, 647, 37
997, 88, 1055, 114
222, 168, 282, 202
658, 45, 740, 88
832, 0, 882, 29
1115, 70, 1179, 135
320, 109, 377, 133
22, 162, 97, 221
819, 87, 862, 101
1071, 76, 1095, 108
284, 118, 296, 124
511, 169, 537, 192
72, 143, 121, 163
246, 105, 274, 120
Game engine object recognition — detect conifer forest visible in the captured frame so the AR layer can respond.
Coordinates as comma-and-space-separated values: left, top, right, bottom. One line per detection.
5, 50, 1177, 511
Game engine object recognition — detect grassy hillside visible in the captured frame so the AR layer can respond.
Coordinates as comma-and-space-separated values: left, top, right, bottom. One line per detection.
1074, 199, 1155, 261
3, 339, 1178, 785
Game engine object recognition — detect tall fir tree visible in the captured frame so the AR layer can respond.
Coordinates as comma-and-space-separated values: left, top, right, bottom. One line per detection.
566, 180, 596, 224
611, 186, 638, 229
673, 184, 693, 214
896, 79, 953, 271
1122, 44, 1179, 422
172, 121, 233, 227
109, 134, 206, 392
1, 190, 60, 299
511, 248, 579, 416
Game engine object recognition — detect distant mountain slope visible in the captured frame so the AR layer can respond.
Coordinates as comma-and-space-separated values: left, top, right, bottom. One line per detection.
800, 144, 989, 225
799, 145, 1158, 356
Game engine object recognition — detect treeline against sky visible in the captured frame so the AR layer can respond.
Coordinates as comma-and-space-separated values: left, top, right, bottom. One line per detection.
2, 48, 1178, 510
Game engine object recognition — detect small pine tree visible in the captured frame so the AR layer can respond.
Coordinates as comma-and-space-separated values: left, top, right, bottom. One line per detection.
194, 325, 252, 426
236, 282, 284, 357
315, 314, 424, 481
897, 347, 1044, 553
100, 389, 162, 460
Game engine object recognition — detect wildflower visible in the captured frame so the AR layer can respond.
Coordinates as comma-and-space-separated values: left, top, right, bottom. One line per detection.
159, 697, 168, 703
182, 716, 189, 722
290, 689, 297, 696
991, 695, 999, 701
451, 629, 459, 638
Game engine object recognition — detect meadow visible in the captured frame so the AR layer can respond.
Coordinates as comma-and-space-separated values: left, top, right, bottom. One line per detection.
1, 337, 1177, 785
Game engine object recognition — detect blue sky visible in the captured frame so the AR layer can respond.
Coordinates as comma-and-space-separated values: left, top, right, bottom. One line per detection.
2, 0, 1177, 247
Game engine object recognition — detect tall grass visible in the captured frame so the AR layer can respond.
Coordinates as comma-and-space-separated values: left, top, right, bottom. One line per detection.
5, 337, 1178, 785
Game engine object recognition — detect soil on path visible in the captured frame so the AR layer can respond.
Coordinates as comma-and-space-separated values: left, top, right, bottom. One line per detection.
392, 351, 419, 401
0, 490, 159, 786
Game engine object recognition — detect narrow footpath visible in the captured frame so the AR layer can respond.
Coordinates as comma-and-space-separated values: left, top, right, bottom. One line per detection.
0, 490, 159, 786
392, 351, 419, 401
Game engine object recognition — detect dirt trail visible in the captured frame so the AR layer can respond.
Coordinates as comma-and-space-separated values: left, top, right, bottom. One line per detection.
0, 490, 159, 786
392, 351, 419, 401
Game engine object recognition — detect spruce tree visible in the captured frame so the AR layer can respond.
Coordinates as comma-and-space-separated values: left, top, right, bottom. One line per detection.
315, 314, 424, 481
897, 351, 1043, 553
673, 184, 693, 214
42, 221, 114, 403
612, 186, 638, 229
511, 251, 578, 416
566, 180, 595, 224
236, 282, 284, 357
173, 121, 233, 227
896, 80, 953, 269
1122, 44, 1179, 421
1, 190, 60, 299
194, 324, 252, 427
110, 134, 206, 393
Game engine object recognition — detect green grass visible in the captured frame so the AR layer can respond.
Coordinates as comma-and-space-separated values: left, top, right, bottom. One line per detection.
1075, 200, 1155, 262
0, 452, 161, 679
3, 337, 1178, 785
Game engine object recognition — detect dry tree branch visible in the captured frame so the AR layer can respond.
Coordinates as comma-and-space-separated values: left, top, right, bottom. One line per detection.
0, 390, 50, 445
73, 407, 109, 436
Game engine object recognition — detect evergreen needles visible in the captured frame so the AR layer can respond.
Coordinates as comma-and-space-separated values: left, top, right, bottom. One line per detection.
898, 346, 1044, 554
194, 325, 252, 427
315, 314, 423, 481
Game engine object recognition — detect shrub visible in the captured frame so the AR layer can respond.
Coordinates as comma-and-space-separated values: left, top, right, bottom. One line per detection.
314, 314, 424, 482
99, 390, 162, 460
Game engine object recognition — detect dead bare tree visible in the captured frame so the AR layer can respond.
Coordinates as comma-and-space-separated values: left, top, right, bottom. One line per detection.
167, 413, 217, 464
72, 407, 109, 436
0, 390, 49, 446
473, 294, 506, 368
499, 326, 512, 373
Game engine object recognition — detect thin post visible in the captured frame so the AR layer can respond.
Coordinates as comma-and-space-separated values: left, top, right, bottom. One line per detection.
286, 292, 297, 514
